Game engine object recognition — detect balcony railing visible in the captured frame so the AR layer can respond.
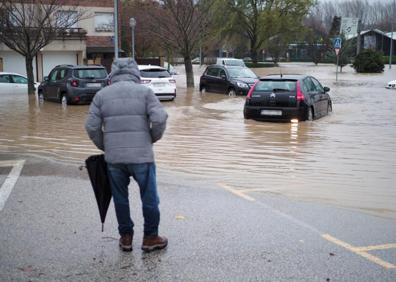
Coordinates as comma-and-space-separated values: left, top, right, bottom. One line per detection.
57, 28, 87, 40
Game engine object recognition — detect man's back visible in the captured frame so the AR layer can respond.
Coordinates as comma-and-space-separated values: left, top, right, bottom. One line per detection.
85, 58, 168, 164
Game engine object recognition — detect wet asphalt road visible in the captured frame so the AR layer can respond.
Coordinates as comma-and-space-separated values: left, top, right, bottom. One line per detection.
1, 62, 396, 281
0, 153, 395, 281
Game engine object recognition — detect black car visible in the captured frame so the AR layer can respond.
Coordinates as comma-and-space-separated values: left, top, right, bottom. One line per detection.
244, 74, 332, 122
38, 65, 109, 105
199, 65, 258, 96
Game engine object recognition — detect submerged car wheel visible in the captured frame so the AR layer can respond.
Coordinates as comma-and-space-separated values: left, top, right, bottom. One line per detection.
38, 91, 44, 101
307, 107, 314, 121
327, 101, 332, 113
228, 88, 236, 96
61, 94, 68, 106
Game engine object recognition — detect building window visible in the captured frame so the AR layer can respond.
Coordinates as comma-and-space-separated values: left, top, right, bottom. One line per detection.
95, 12, 114, 32
56, 11, 78, 28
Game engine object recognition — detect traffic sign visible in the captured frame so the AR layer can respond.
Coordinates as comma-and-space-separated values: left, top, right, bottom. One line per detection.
340, 18, 358, 37
333, 37, 342, 49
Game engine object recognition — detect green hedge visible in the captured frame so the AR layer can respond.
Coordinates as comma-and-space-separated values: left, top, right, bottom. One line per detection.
383, 56, 396, 64
352, 49, 384, 73
245, 62, 278, 68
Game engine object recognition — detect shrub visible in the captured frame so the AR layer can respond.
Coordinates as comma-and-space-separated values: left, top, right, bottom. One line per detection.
383, 56, 396, 64
352, 49, 384, 73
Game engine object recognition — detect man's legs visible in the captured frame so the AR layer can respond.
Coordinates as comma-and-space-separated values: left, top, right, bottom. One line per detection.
107, 163, 134, 236
129, 162, 160, 236
129, 162, 167, 252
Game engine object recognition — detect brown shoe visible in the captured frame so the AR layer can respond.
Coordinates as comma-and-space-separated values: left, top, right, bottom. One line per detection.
119, 233, 133, 252
142, 235, 168, 252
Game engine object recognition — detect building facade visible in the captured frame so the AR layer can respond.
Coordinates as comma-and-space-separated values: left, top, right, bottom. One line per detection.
0, 0, 119, 81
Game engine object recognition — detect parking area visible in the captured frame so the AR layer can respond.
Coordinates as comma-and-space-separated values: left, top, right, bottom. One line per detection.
0, 62, 396, 280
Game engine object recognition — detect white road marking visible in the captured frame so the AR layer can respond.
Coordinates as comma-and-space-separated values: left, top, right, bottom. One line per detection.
0, 160, 25, 211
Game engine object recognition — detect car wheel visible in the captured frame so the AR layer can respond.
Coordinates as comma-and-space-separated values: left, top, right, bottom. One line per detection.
327, 101, 332, 113
307, 107, 314, 121
38, 91, 44, 101
228, 88, 236, 96
60, 94, 68, 106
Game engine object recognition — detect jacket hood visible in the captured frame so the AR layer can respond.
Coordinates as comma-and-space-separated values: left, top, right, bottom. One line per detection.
109, 58, 141, 84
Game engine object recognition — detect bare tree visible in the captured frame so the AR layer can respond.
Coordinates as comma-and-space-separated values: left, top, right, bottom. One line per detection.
0, 0, 86, 94
310, 0, 395, 32
144, 0, 217, 88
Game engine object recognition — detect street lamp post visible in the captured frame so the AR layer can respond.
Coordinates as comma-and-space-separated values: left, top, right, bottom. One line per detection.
129, 18, 136, 60
389, 0, 395, 69
114, 0, 119, 59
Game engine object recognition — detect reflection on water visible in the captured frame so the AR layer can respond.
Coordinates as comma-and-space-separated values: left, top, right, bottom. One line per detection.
0, 64, 395, 218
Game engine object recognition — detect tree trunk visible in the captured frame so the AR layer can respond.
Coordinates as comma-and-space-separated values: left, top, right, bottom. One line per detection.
184, 56, 194, 88
25, 55, 35, 95
250, 37, 258, 64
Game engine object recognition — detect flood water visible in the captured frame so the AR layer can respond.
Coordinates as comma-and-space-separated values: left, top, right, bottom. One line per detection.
1, 63, 395, 218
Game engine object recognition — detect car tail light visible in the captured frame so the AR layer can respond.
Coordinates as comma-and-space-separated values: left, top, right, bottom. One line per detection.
169, 79, 176, 84
246, 81, 258, 100
140, 79, 151, 84
74, 96, 80, 102
296, 81, 305, 101
70, 79, 79, 87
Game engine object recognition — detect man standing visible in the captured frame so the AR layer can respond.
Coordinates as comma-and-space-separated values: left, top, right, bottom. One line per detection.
85, 58, 168, 252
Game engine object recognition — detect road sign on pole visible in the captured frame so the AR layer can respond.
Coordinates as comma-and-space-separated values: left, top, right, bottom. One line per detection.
335, 48, 340, 56
340, 18, 359, 37
333, 37, 342, 49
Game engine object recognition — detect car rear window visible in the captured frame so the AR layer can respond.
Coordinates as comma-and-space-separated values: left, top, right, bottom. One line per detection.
255, 80, 297, 92
140, 69, 171, 78
74, 68, 107, 79
228, 68, 257, 78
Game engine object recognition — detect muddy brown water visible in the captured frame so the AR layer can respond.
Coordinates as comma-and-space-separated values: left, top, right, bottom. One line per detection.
1, 63, 395, 218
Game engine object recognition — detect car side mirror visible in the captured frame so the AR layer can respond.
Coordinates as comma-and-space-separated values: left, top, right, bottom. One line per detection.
324, 86, 330, 92
44, 76, 49, 81
220, 74, 226, 80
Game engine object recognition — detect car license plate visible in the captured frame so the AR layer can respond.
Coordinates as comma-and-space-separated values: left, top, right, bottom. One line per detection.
86, 83, 102, 88
153, 83, 167, 87
261, 110, 282, 116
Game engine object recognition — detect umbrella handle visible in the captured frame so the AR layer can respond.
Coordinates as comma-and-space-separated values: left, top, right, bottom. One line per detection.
79, 165, 86, 171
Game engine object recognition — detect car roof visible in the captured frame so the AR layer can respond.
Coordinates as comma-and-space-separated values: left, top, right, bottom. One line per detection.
208, 64, 246, 69
138, 65, 166, 70
0, 72, 26, 76
54, 64, 105, 69
262, 74, 307, 80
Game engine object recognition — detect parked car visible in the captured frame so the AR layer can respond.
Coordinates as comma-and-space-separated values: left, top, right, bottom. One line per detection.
138, 65, 176, 101
216, 57, 246, 67
0, 72, 39, 95
163, 62, 179, 75
38, 65, 109, 105
244, 74, 332, 122
199, 65, 258, 96
386, 80, 396, 89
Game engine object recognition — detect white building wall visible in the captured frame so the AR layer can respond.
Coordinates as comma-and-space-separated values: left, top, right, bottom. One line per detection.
0, 51, 37, 79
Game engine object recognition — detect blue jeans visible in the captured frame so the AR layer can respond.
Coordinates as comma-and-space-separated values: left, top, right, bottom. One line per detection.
107, 162, 160, 236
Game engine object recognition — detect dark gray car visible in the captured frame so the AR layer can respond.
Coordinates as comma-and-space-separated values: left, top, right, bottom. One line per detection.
38, 65, 109, 105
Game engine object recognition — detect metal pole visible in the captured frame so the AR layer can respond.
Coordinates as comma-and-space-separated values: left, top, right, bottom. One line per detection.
129, 18, 136, 60
114, 0, 119, 59
356, 19, 362, 55
199, 45, 202, 66
336, 54, 339, 82
132, 27, 135, 59
389, 0, 395, 69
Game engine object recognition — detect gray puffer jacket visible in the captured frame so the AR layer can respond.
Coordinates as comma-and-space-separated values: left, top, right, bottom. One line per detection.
85, 58, 168, 164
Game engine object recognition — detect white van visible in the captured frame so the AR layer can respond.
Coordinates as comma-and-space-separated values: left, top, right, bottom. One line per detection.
216, 58, 246, 67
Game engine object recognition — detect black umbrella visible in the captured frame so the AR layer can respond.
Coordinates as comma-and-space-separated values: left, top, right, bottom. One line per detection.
85, 154, 112, 232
